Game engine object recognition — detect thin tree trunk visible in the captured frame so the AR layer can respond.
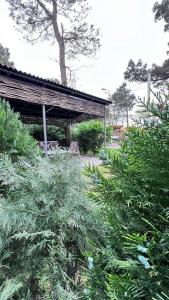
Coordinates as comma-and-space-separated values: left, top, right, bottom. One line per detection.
51, 0, 68, 86
59, 40, 67, 86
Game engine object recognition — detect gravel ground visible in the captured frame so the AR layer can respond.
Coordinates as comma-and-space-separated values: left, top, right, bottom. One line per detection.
80, 155, 102, 167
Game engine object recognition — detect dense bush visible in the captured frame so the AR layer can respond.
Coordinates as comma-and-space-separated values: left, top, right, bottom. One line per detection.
0, 99, 40, 158
0, 151, 103, 299
85, 97, 169, 299
0, 100, 104, 299
28, 124, 65, 143
72, 120, 112, 154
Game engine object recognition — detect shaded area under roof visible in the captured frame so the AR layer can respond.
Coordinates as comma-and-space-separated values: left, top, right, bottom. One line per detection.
0, 64, 111, 124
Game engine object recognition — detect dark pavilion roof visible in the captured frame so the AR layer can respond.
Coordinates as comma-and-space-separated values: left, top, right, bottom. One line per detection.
0, 64, 111, 105
0, 64, 111, 123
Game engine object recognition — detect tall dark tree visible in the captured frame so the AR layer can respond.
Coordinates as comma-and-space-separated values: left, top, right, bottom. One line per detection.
111, 82, 136, 126
153, 0, 169, 32
6, 0, 100, 86
0, 43, 14, 67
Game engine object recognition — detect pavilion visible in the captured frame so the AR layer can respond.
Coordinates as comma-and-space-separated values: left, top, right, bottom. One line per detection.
0, 64, 111, 155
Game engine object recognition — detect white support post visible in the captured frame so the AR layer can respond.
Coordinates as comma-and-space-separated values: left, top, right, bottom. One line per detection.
42, 104, 48, 157
104, 107, 106, 148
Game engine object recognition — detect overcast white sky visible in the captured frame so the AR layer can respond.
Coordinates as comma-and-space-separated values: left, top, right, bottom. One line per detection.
0, 0, 168, 99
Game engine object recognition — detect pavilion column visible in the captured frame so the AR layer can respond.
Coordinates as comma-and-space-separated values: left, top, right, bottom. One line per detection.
64, 121, 71, 148
42, 104, 48, 157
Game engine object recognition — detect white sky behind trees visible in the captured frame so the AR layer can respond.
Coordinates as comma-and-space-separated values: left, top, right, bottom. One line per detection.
0, 0, 168, 99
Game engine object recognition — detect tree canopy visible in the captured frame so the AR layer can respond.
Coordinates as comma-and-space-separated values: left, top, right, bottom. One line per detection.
6, 0, 100, 86
110, 82, 136, 126
124, 58, 169, 84
153, 0, 169, 32
124, 1, 169, 85
0, 43, 14, 67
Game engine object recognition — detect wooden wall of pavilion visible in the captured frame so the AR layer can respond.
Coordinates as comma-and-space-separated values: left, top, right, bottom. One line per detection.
0, 75, 105, 119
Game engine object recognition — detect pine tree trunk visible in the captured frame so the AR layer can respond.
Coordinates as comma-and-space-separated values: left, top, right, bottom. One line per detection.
59, 40, 67, 86
51, 6, 68, 87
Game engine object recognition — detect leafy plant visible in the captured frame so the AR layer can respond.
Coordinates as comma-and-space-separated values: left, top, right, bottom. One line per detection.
28, 124, 65, 144
0, 99, 40, 159
72, 120, 112, 154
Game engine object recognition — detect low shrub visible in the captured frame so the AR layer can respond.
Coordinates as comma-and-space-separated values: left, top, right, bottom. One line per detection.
0, 101, 104, 299
0, 149, 104, 299
72, 120, 112, 154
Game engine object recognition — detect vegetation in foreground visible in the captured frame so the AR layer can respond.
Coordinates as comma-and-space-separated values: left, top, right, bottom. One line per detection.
1, 94, 169, 299
85, 96, 169, 299
0, 99, 104, 299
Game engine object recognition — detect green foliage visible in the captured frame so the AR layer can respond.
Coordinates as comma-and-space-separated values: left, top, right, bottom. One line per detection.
124, 2, 169, 85
111, 82, 135, 111
0, 99, 40, 158
0, 279, 23, 300
85, 96, 169, 299
28, 124, 65, 143
0, 43, 14, 67
72, 120, 112, 154
6, 0, 100, 85
153, 1, 169, 32
0, 149, 103, 299
124, 58, 169, 84
110, 82, 136, 125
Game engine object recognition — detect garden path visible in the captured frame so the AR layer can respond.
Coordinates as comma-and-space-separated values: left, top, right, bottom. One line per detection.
80, 155, 102, 166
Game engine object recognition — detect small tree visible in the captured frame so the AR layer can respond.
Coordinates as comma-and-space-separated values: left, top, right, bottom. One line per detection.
0, 43, 14, 67
111, 82, 136, 126
6, 0, 100, 85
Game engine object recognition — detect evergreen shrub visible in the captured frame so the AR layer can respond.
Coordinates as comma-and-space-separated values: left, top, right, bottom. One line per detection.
85, 97, 169, 299
0, 99, 40, 158
72, 120, 112, 154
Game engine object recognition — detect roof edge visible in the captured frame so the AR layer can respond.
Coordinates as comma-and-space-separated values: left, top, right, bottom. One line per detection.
0, 64, 112, 105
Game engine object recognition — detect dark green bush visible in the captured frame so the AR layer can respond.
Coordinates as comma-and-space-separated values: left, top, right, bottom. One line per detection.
0, 99, 104, 299
0, 149, 104, 300
0, 99, 40, 158
85, 97, 169, 299
28, 124, 65, 143
72, 120, 112, 154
